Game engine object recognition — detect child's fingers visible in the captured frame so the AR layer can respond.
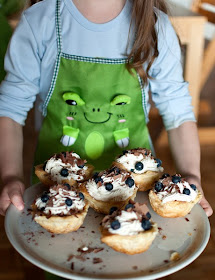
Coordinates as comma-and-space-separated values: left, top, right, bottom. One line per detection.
8, 189, 25, 211
0, 197, 12, 216
199, 197, 213, 217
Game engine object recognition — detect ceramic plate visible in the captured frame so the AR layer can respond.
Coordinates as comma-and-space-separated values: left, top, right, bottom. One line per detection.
5, 183, 210, 280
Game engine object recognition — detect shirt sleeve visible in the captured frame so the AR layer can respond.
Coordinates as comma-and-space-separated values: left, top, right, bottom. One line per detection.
0, 12, 41, 125
149, 12, 196, 131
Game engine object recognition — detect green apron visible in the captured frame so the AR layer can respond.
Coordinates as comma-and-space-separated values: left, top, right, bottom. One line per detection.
34, 0, 152, 182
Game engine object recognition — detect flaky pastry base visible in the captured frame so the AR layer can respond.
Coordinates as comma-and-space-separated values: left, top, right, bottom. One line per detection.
79, 184, 138, 214
32, 203, 89, 234
148, 190, 202, 218
35, 164, 94, 186
113, 161, 161, 191
100, 223, 158, 255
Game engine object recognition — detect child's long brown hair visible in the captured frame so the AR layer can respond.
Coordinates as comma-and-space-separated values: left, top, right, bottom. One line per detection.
128, 0, 169, 83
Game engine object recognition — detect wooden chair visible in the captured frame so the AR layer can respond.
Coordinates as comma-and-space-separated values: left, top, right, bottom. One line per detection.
154, 2, 215, 147
192, 0, 215, 91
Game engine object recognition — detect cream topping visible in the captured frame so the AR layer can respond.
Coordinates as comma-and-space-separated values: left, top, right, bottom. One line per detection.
156, 179, 198, 203
116, 152, 163, 174
86, 175, 136, 202
35, 187, 85, 215
45, 153, 87, 182
107, 211, 144, 235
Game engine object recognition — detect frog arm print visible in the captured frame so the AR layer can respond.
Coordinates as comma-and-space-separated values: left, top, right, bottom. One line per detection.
60, 126, 80, 146
113, 128, 129, 148
111, 95, 131, 148
60, 92, 84, 146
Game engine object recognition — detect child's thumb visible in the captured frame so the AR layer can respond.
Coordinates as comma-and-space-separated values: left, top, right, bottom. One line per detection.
9, 190, 25, 211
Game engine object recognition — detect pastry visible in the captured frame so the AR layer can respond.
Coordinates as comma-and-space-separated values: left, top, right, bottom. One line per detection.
31, 183, 89, 234
149, 173, 202, 218
100, 200, 158, 255
113, 148, 164, 191
35, 151, 94, 186
80, 166, 138, 214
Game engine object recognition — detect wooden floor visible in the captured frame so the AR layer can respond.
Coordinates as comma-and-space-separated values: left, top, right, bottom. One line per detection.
0, 38, 215, 280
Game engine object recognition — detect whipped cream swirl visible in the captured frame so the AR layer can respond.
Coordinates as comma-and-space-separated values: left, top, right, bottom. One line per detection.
155, 176, 198, 203
45, 152, 88, 182
102, 201, 155, 236
107, 211, 144, 235
35, 185, 85, 216
86, 168, 136, 202
116, 149, 163, 174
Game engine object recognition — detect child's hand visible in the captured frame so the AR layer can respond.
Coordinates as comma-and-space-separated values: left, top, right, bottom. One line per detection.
199, 196, 213, 217
185, 175, 213, 217
0, 178, 25, 216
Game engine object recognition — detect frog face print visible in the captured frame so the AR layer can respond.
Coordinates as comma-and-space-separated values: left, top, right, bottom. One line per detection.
60, 91, 131, 157
62, 91, 131, 125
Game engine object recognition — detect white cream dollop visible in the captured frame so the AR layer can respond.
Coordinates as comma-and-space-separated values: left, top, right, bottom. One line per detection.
116, 152, 163, 174
157, 180, 198, 203
107, 211, 144, 236
35, 187, 85, 215
45, 152, 87, 183
86, 175, 136, 202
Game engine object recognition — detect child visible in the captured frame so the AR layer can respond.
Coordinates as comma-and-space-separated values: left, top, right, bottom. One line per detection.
0, 0, 213, 219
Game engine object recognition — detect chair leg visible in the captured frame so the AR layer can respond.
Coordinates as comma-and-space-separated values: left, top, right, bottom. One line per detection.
200, 37, 215, 91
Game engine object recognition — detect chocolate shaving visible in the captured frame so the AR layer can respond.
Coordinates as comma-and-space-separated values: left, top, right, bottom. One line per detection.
67, 255, 74, 262
55, 151, 86, 167
71, 262, 74, 270
93, 258, 103, 264
77, 247, 104, 254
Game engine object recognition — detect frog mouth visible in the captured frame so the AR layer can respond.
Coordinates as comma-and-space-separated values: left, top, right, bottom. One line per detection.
84, 112, 112, 124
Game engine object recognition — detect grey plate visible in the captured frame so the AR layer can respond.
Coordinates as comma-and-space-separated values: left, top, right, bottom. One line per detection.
5, 183, 210, 280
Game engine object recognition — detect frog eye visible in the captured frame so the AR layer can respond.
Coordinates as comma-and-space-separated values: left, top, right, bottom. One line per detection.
111, 95, 131, 106
66, 100, 77, 105
62, 92, 85, 106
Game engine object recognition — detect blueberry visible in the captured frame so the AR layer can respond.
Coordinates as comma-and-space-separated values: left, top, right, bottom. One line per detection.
135, 162, 144, 171
141, 218, 152, 230
78, 164, 85, 168
105, 183, 113, 191
154, 181, 163, 192
93, 172, 99, 178
43, 161, 47, 171
190, 184, 197, 191
109, 167, 115, 173
156, 158, 162, 167
130, 169, 134, 172
125, 203, 134, 211
40, 207, 45, 211
114, 167, 120, 175
64, 183, 71, 190
65, 198, 73, 206
183, 188, 191, 195
125, 177, 134, 188
161, 173, 170, 179
109, 206, 118, 215
60, 168, 69, 177
95, 176, 103, 184
110, 220, 121, 230
41, 194, 49, 203
79, 192, 85, 200
146, 212, 151, 219
172, 175, 181, 184
123, 150, 128, 155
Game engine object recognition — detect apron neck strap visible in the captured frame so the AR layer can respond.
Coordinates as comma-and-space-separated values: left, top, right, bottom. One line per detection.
56, 0, 63, 53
